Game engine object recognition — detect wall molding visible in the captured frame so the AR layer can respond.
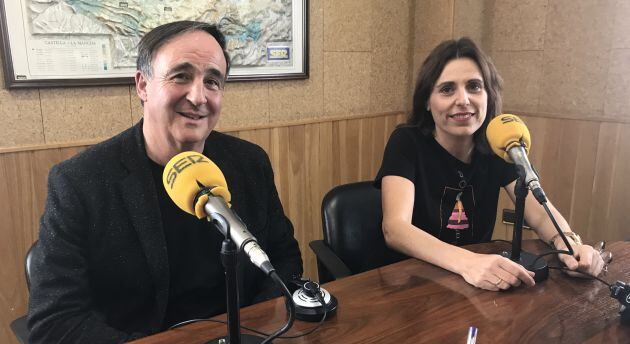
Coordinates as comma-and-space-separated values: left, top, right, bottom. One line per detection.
504, 110, 630, 125
0, 111, 407, 154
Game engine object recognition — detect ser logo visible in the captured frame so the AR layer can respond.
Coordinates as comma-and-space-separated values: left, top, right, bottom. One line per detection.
500, 115, 522, 125
267, 47, 290, 61
165, 153, 210, 189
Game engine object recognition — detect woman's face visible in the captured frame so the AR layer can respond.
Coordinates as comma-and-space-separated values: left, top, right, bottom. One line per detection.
428, 57, 488, 144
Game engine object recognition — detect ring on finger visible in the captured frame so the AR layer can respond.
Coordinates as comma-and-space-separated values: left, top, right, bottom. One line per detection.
494, 278, 503, 286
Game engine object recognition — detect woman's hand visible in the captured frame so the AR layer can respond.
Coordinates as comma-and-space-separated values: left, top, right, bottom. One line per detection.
556, 242, 605, 277
460, 253, 536, 291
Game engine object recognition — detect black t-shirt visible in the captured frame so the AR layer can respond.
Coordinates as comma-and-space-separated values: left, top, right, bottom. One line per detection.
149, 160, 226, 329
375, 126, 518, 246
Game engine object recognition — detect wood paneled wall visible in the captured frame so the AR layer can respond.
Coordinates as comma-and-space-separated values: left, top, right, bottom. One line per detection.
0, 145, 90, 343
493, 113, 630, 244
230, 113, 407, 279
0, 112, 406, 343
1, 111, 629, 343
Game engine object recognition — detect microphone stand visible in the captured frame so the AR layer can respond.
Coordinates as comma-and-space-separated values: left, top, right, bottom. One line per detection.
502, 166, 549, 282
206, 220, 266, 344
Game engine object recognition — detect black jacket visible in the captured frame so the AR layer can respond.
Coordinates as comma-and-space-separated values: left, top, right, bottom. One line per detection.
27, 122, 303, 343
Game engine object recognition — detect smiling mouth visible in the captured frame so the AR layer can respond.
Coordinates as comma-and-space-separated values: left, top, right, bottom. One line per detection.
178, 112, 207, 120
449, 112, 475, 120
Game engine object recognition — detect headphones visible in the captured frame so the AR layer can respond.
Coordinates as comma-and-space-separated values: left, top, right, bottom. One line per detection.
290, 279, 338, 322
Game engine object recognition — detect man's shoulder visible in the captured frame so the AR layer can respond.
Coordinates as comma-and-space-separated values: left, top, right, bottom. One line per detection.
206, 131, 268, 162
53, 126, 136, 178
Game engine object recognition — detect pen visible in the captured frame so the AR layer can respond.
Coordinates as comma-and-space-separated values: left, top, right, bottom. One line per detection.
466, 326, 477, 344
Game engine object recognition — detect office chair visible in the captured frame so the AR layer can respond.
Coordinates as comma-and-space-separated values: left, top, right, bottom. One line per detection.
10, 241, 37, 344
309, 181, 406, 284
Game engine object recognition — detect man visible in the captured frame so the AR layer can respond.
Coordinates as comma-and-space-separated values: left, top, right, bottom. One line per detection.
27, 21, 303, 343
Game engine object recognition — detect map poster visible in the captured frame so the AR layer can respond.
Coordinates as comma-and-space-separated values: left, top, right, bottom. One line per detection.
0, 0, 308, 88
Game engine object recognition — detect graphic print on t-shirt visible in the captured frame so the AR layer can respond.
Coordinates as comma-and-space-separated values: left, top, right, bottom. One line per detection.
439, 186, 475, 245
447, 192, 469, 230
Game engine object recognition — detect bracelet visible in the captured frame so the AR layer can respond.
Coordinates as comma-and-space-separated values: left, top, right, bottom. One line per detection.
548, 231, 582, 248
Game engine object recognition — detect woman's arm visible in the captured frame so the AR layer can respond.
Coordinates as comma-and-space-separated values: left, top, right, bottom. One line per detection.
504, 180, 604, 277
382, 175, 535, 291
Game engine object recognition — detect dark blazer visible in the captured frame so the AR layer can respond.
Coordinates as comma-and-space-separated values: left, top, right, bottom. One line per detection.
27, 122, 303, 344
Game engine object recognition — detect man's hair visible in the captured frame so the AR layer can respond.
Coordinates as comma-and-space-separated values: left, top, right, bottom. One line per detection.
409, 37, 503, 153
136, 20, 231, 79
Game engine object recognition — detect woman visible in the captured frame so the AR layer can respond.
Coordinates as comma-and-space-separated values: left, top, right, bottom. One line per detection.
375, 37, 604, 291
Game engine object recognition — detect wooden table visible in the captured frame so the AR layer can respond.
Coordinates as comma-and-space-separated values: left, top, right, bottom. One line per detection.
132, 240, 630, 343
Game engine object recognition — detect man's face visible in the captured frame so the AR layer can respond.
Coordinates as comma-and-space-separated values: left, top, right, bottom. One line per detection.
136, 30, 227, 152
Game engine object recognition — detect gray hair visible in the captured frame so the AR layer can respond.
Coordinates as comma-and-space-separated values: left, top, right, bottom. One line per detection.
136, 20, 231, 80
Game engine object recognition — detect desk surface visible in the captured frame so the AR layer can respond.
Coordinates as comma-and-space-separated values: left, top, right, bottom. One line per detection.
133, 240, 630, 343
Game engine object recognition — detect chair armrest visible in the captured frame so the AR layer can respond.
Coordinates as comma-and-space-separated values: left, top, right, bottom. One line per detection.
309, 240, 352, 280
10, 315, 28, 344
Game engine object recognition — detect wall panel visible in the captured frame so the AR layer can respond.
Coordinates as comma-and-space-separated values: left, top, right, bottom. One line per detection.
0, 112, 405, 344
495, 114, 630, 245
2, 112, 629, 344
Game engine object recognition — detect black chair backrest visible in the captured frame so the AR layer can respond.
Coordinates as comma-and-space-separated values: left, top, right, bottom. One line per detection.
11, 241, 38, 344
321, 181, 405, 276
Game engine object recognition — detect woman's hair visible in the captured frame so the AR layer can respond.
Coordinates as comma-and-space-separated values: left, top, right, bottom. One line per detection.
409, 37, 503, 153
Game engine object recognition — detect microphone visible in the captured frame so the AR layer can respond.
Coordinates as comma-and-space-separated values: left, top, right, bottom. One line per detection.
486, 114, 551, 282
486, 114, 547, 203
162, 151, 275, 275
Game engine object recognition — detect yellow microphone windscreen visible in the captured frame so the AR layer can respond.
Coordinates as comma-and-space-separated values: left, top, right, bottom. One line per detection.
162, 151, 231, 219
486, 114, 531, 163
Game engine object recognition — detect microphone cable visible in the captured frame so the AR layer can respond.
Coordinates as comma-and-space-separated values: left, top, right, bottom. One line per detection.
546, 265, 611, 287
491, 239, 630, 324
168, 280, 328, 340
488, 202, 576, 267
530, 201, 575, 268
169, 307, 327, 340
491, 206, 611, 288
260, 270, 295, 343
279, 292, 328, 339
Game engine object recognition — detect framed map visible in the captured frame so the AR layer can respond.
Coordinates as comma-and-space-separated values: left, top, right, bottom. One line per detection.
0, 0, 308, 88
